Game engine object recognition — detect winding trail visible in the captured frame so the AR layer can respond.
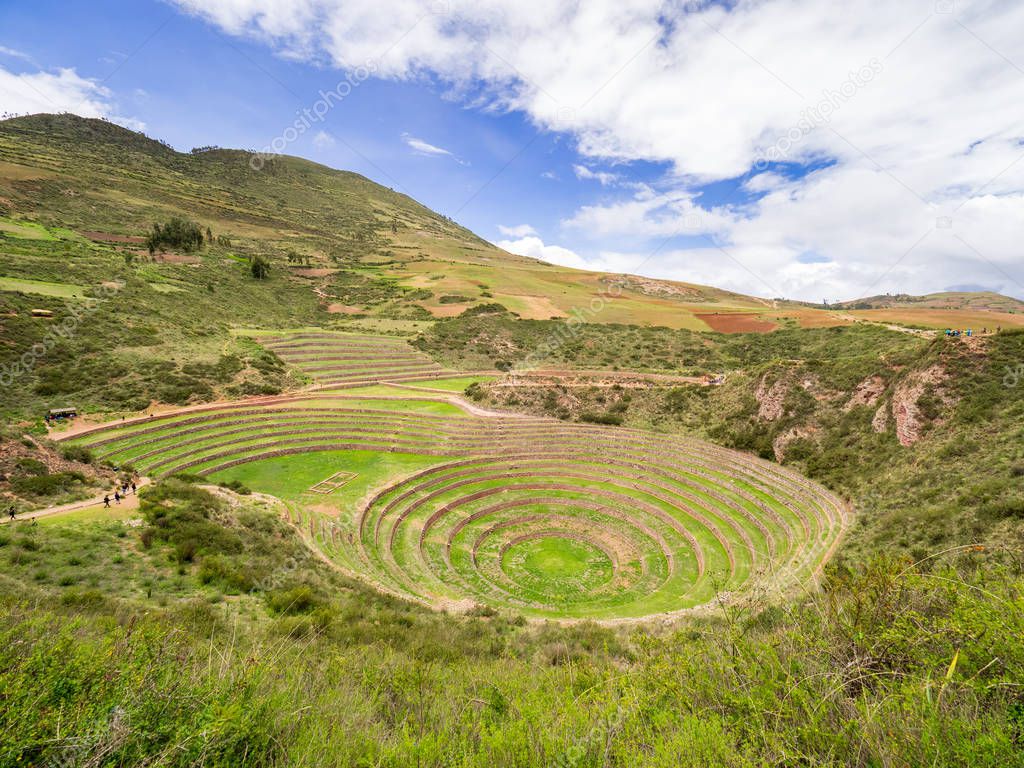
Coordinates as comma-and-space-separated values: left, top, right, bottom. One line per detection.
1, 478, 151, 525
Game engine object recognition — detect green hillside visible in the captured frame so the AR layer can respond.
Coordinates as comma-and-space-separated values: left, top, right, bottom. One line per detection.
1, 115, 1022, 767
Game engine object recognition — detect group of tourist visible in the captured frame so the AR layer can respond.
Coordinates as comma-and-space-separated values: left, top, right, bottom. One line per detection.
944, 327, 1000, 337
103, 479, 138, 508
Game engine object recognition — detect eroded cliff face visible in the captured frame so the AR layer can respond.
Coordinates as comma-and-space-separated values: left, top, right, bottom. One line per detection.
754, 376, 788, 422
754, 355, 959, 460
888, 365, 948, 446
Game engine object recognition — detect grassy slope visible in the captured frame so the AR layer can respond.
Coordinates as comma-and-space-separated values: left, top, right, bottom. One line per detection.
1, 115, 1023, 763
0, 113, 798, 333
1, 479, 1021, 767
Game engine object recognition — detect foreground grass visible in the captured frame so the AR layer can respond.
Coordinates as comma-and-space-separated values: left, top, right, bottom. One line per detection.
0, 480, 1021, 767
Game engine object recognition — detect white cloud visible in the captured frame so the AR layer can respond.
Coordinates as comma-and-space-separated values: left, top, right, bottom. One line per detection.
497, 223, 537, 237
401, 132, 468, 164
0, 64, 144, 130
0, 46, 34, 63
403, 133, 451, 156
312, 130, 335, 149
171, 0, 1024, 299
496, 235, 588, 270
573, 164, 619, 186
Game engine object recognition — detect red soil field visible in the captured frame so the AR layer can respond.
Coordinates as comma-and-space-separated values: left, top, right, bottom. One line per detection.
695, 312, 777, 333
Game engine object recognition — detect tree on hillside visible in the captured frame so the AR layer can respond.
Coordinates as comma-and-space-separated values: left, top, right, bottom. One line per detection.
250, 254, 271, 280
146, 217, 204, 254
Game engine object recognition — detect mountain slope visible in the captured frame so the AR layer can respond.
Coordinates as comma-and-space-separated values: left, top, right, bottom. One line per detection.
0, 114, 781, 329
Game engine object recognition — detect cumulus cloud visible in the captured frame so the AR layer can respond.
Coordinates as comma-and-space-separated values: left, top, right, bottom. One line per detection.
496, 234, 588, 270
573, 164, 619, 186
0, 64, 144, 130
171, 0, 1024, 299
497, 223, 537, 237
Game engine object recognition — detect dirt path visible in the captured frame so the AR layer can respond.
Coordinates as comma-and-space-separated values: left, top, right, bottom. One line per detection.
1, 478, 151, 525
833, 312, 937, 338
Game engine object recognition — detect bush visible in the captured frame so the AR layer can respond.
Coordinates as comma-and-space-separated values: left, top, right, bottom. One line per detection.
14, 457, 49, 476
217, 479, 251, 495
250, 254, 271, 280
266, 585, 323, 615
579, 412, 623, 425
140, 480, 243, 561
59, 444, 93, 464
11, 471, 86, 496
197, 555, 256, 592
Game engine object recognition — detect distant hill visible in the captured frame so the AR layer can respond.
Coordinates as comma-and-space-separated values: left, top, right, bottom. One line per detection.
835, 291, 1024, 313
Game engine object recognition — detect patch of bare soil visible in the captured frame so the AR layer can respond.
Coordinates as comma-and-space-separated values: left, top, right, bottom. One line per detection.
872, 404, 889, 433
327, 303, 365, 314
696, 312, 777, 333
153, 252, 202, 264
606, 275, 701, 299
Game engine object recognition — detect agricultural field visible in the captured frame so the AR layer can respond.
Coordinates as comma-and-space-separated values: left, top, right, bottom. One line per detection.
63, 383, 847, 620
246, 330, 455, 388
845, 307, 1024, 330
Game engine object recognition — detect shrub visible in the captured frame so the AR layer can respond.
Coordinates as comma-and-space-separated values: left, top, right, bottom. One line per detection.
579, 412, 623, 425
217, 479, 251, 495
11, 471, 86, 496
197, 555, 256, 592
59, 444, 93, 464
267, 585, 323, 615
14, 457, 48, 476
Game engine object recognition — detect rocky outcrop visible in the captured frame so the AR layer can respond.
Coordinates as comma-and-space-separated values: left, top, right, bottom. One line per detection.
755, 376, 788, 422
871, 403, 889, 433
845, 375, 886, 412
890, 364, 949, 446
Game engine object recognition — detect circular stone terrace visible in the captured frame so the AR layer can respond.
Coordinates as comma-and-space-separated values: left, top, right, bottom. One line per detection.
64, 386, 850, 621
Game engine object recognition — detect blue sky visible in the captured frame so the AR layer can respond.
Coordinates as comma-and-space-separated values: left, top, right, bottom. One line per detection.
0, 0, 574, 231
2, 0, 1023, 301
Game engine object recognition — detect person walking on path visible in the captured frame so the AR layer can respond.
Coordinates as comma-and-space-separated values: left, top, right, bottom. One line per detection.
113, 490, 121, 504
103, 495, 111, 508
7, 506, 15, 521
